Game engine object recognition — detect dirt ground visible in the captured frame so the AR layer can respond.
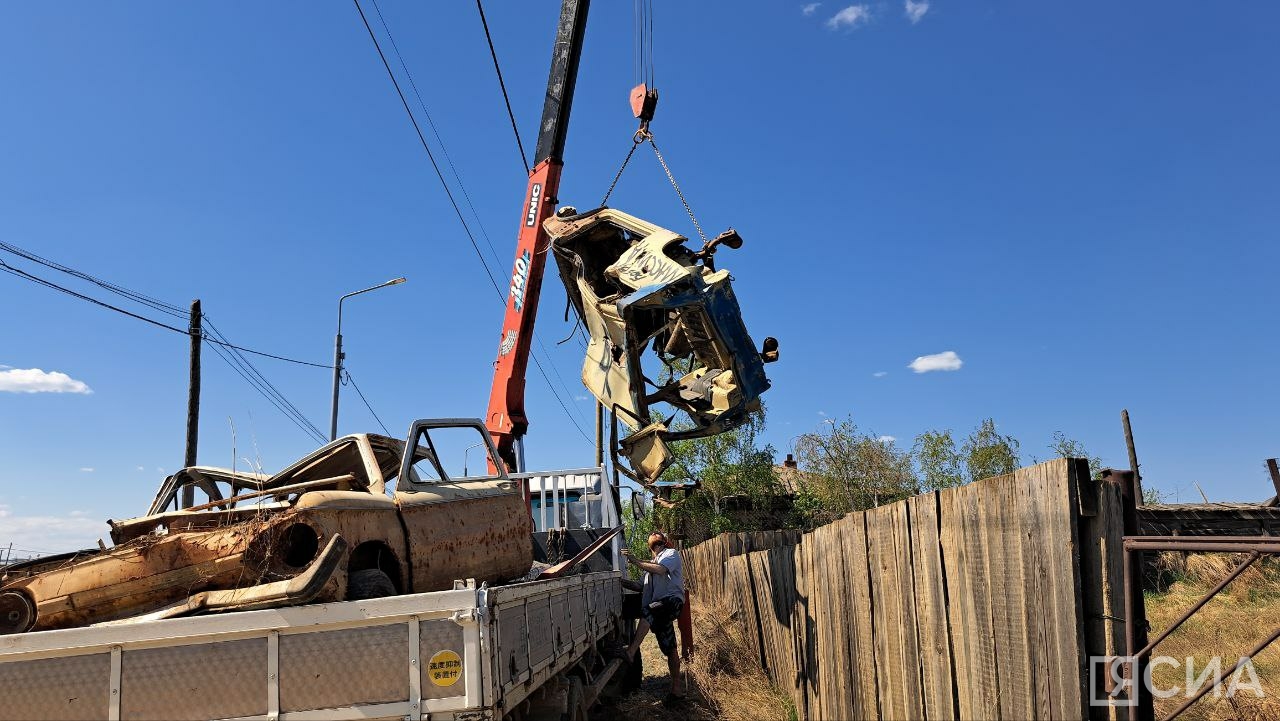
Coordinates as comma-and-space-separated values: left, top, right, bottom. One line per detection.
592, 634, 717, 721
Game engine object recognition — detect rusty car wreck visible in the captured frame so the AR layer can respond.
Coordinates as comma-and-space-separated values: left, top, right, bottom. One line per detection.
547, 206, 778, 495
0, 419, 532, 634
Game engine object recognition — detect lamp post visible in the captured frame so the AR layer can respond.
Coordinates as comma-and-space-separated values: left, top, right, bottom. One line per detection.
462, 442, 485, 477
330, 278, 407, 441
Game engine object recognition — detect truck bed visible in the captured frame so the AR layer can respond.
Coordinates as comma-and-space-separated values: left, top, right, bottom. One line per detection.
0, 571, 622, 721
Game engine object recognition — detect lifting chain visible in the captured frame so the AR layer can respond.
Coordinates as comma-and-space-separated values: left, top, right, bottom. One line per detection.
599, 128, 708, 243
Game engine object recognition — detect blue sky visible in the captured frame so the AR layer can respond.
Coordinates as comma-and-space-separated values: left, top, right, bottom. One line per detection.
1, 1, 1277, 554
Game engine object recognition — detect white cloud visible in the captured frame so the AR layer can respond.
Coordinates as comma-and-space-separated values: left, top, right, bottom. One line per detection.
817, 410, 828, 417
0, 368, 92, 394
573, 395, 591, 402
873, 371, 888, 378
826, 5, 871, 30
802, 2, 822, 16
908, 350, 963, 373
905, 0, 929, 24
878, 435, 897, 443
0, 503, 108, 556
79, 467, 94, 473
136, 466, 145, 471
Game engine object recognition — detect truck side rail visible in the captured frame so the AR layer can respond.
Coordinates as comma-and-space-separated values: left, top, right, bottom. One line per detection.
0, 586, 484, 721
485, 572, 622, 714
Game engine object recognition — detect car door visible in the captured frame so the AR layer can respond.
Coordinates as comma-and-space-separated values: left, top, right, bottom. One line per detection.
393, 419, 532, 592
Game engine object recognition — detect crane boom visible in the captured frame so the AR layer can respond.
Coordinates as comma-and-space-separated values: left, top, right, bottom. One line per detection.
485, 0, 590, 474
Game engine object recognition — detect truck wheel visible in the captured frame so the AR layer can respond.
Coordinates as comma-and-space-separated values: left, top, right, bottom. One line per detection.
346, 569, 396, 600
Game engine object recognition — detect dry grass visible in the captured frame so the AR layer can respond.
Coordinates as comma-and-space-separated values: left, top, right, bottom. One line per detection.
601, 597, 794, 721
1145, 553, 1280, 721
684, 598, 795, 721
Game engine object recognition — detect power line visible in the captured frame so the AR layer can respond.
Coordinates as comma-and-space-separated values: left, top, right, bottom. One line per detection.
205, 339, 327, 445
363, 2, 590, 413
0, 252, 329, 444
366, 0, 509, 272
203, 318, 328, 443
352, 0, 506, 301
351, 0, 593, 445
0, 241, 186, 319
0, 256, 330, 368
475, 0, 530, 175
344, 369, 391, 436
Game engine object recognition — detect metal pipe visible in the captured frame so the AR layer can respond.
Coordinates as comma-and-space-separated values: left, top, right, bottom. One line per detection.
1161, 624, 1280, 721
552, 473, 561, 530
1134, 552, 1261, 660
1124, 538, 1280, 553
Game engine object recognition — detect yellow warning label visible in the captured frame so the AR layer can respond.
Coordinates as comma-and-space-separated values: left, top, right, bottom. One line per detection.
428, 649, 463, 687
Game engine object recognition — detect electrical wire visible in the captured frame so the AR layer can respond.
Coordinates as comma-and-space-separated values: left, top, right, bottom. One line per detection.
0, 241, 187, 319
202, 317, 328, 443
352, 0, 593, 445
344, 369, 391, 436
367, 0, 511, 274
0, 253, 331, 369
352, 0, 506, 302
206, 338, 327, 445
0, 254, 329, 443
475, 0, 530, 175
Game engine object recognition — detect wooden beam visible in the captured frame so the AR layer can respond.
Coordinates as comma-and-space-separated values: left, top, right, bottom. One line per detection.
1265, 459, 1279, 508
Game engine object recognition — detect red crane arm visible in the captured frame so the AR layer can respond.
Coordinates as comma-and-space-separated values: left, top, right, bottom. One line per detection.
485, 158, 563, 472
485, 0, 589, 474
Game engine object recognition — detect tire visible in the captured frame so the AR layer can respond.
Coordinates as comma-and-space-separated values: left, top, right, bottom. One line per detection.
346, 569, 396, 600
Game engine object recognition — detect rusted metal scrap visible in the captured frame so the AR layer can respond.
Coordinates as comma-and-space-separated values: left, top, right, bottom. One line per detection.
546, 206, 777, 494
0, 431, 531, 634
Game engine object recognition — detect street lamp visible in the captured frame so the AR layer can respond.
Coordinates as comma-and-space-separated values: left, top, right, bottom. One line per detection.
462, 442, 485, 477
330, 278, 407, 441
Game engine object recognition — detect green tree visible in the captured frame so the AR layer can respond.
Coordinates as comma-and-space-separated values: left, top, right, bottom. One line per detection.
1048, 431, 1104, 478
656, 407, 785, 542
914, 429, 965, 491
794, 417, 918, 519
961, 418, 1020, 482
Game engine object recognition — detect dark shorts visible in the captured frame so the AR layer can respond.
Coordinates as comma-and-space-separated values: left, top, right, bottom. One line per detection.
643, 594, 684, 658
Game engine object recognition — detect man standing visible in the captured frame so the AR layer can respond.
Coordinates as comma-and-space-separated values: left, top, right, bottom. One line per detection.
622, 531, 686, 699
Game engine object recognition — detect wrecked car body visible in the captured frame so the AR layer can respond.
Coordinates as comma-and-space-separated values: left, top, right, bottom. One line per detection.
547, 206, 777, 491
0, 419, 531, 634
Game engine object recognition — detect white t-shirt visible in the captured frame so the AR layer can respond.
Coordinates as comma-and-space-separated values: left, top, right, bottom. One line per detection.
642, 547, 685, 605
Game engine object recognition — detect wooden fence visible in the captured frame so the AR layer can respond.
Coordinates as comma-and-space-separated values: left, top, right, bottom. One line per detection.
681, 458, 1127, 721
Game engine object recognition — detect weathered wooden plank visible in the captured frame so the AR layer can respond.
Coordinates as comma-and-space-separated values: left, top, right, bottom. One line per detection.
981, 470, 1037, 720
908, 492, 956, 720
1079, 472, 1127, 721
726, 553, 764, 669
1014, 464, 1057, 720
867, 503, 924, 720
940, 479, 1001, 719
1027, 458, 1089, 719
839, 511, 878, 720
791, 542, 809, 720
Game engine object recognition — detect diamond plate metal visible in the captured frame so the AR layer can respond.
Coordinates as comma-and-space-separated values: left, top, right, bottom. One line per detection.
0, 652, 110, 721
279, 623, 408, 712
120, 638, 266, 720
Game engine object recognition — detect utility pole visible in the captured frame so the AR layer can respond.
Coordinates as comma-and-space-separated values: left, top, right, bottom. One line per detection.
183, 299, 201, 509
